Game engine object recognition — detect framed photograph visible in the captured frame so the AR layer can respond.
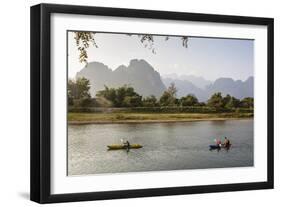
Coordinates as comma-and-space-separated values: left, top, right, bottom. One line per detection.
30, 3, 274, 203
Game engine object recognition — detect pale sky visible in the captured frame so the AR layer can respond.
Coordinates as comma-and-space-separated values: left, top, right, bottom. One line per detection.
68, 32, 253, 81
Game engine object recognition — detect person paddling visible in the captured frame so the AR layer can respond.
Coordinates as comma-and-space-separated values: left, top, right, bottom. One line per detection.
124, 140, 130, 149
121, 139, 130, 149
215, 138, 222, 147
223, 137, 231, 148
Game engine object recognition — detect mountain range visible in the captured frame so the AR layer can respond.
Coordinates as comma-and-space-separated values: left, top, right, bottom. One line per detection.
76, 59, 166, 98
162, 73, 212, 89
76, 59, 253, 101
162, 76, 253, 101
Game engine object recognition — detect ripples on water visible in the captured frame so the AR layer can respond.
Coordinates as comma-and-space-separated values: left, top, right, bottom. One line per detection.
68, 120, 253, 176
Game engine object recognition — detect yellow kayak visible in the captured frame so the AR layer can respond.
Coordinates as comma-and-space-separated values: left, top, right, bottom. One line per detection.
107, 144, 143, 150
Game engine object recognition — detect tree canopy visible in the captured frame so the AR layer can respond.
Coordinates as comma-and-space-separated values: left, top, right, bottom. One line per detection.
67, 77, 254, 110
159, 83, 178, 106
142, 95, 158, 107
240, 97, 254, 108
96, 85, 142, 107
180, 94, 199, 106
67, 77, 92, 106
68, 77, 91, 100
207, 92, 224, 109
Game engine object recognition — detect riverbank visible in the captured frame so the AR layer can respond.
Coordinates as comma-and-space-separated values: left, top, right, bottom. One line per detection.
68, 112, 253, 125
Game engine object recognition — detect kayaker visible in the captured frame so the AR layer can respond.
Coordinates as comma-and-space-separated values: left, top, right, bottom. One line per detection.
124, 140, 130, 149
215, 138, 222, 147
224, 137, 231, 148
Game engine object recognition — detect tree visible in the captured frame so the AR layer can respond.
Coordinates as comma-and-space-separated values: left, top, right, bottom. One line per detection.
159, 83, 177, 106
67, 90, 74, 106
142, 95, 158, 107
222, 94, 232, 107
224, 96, 240, 108
159, 91, 173, 106
67, 77, 92, 107
74, 32, 188, 64
79, 97, 93, 107
197, 102, 206, 107
207, 92, 224, 108
74, 32, 98, 63
115, 86, 128, 107
240, 97, 254, 108
180, 94, 199, 106
123, 95, 142, 107
167, 83, 177, 97
96, 86, 117, 106
68, 77, 91, 99
96, 85, 142, 107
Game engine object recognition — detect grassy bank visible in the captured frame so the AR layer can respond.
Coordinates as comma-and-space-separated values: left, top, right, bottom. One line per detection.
68, 106, 254, 114
68, 112, 253, 124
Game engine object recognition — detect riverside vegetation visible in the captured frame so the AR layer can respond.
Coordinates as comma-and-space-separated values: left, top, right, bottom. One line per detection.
68, 77, 254, 124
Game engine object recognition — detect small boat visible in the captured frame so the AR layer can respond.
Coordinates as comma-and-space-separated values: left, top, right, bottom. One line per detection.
107, 144, 143, 150
209, 145, 221, 150
209, 144, 231, 150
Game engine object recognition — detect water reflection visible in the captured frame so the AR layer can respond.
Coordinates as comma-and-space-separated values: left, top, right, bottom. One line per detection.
68, 119, 253, 176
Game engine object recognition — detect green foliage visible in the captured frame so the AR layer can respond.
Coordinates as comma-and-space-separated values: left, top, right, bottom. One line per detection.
180, 94, 199, 106
68, 77, 91, 100
240, 97, 254, 108
96, 86, 117, 106
222, 94, 232, 107
208, 93, 243, 109
207, 92, 224, 108
123, 95, 142, 107
224, 95, 240, 108
74, 32, 98, 64
67, 80, 254, 113
68, 106, 254, 114
68, 90, 74, 106
159, 83, 177, 106
197, 102, 207, 107
127, 106, 220, 113
79, 97, 93, 107
96, 85, 142, 107
159, 91, 174, 106
67, 77, 92, 107
142, 95, 159, 107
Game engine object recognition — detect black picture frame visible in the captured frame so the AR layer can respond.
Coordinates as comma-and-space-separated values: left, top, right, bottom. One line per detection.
30, 3, 274, 204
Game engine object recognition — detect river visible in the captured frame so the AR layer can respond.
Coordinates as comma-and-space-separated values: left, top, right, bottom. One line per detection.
68, 119, 253, 176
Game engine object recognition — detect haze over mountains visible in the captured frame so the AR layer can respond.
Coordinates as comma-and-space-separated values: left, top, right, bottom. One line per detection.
162, 74, 212, 90
76, 59, 166, 98
76, 59, 253, 101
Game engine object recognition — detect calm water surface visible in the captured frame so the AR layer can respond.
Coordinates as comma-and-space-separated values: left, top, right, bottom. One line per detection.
68, 119, 253, 175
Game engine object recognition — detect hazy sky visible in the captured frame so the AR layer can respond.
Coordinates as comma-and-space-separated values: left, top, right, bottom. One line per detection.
68, 32, 253, 81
